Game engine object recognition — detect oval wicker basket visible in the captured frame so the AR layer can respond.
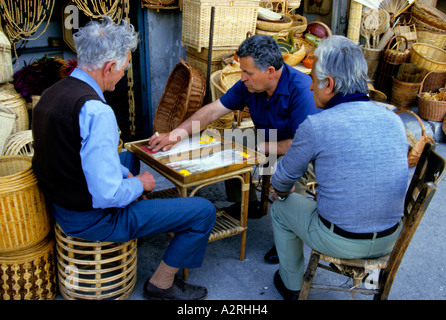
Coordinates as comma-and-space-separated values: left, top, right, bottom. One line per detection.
0, 155, 51, 253
220, 64, 242, 92
391, 77, 421, 110
417, 71, 446, 122
208, 70, 234, 132
410, 43, 446, 72
55, 224, 137, 300
416, 27, 446, 50
256, 15, 293, 32
154, 59, 205, 133
411, 0, 446, 32
0, 236, 57, 300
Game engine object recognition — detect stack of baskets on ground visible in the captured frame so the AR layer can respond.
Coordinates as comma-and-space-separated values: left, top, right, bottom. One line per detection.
0, 155, 56, 300
411, 1, 446, 50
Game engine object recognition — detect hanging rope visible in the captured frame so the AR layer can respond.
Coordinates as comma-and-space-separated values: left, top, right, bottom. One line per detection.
0, 0, 55, 66
73, 0, 136, 137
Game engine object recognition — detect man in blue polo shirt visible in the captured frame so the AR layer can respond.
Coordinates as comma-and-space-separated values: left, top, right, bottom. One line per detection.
150, 34, 319, 207
149, 35, 319, 262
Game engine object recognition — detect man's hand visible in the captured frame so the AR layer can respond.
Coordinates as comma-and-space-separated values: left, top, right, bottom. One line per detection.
136, 171, 156, 192
147, 129, 186, 153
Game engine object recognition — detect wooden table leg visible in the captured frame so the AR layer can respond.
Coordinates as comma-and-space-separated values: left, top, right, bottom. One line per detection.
239, 172, 251, 260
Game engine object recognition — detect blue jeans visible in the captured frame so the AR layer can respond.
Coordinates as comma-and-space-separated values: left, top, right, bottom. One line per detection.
51, 152, 216, 269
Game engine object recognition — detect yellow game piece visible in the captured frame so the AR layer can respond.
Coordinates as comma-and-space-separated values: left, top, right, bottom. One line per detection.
179, 169, 192, 176
239, 152, 251, 158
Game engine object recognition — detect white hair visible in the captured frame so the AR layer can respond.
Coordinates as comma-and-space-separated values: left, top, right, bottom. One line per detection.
73, 16, 139, 71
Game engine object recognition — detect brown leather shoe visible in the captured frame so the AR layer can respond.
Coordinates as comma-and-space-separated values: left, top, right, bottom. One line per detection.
143, 277, 208, 300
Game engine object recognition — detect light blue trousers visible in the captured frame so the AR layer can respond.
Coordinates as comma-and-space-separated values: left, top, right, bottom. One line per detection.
271, 193, 402, 291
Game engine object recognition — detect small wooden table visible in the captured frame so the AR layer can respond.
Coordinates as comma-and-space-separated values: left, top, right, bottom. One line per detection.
124, 133, 266, 261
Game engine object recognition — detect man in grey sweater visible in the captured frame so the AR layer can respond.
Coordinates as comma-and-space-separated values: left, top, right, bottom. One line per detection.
270, 35, 409, 300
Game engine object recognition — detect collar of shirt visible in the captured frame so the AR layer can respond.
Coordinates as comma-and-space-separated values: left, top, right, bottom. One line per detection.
70, 68, 106, 103
325, 91, 370, 110
264, 63, 291, 108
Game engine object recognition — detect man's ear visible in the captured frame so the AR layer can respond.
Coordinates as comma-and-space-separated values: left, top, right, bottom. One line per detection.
103, 61, 116, 77
325, 76, 335, 94
267, 66, 276, 79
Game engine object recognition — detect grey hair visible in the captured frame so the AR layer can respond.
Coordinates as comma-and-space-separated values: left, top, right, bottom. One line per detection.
73, 16, 139, 71
313, 35, 369, 95
236, 35, 283, 71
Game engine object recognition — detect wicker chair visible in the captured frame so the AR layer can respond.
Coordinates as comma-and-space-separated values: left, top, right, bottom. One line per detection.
298, 143, 446, 300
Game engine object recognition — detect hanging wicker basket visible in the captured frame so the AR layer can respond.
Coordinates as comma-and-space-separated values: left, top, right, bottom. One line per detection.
153, 59, 205, 133
0, 31, 13, 84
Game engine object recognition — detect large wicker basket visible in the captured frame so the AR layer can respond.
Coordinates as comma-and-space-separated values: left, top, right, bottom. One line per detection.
182, 0, 260, 51
55, 224, 137, 300
0, 155, 51, 253
410, 43, 446, 72
0, 236, 57, 300
416, 27, 446, 50
417, 71, 446, 122
391, 77, 421, 110
411, 0, 446, 32
153, 59, 206, 133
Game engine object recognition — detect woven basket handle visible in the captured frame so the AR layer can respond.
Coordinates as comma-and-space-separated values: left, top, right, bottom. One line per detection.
385, 35, 408, 52
396, 109, 427, 136
418, 70, 446, 95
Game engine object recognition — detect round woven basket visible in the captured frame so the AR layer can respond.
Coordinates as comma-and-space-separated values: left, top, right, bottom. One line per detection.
220, 65, 242, 92
154, 59, 205, 133
55, 224, 137, 300
416, 27, 446, 50
410, 43, 446, 71
0, 236, 57, 300
256, 15, 293, 32
0, 83, 29, 133
411, 1, 446, 32
0, 155, 51, 253
417, 71, 446, 122
391, 77, 421, 110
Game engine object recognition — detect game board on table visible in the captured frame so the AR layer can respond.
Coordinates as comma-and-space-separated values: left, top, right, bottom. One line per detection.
124, 133, 266, 184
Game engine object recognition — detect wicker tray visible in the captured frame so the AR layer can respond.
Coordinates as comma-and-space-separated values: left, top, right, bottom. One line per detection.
153, 59, 205, 133
411, 0, 446, 32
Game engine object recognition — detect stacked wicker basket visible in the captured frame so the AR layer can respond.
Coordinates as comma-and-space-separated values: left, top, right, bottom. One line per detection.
0, 155, 56, 300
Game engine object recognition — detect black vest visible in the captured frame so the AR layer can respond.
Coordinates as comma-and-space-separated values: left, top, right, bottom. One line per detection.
32, 76, 104, 211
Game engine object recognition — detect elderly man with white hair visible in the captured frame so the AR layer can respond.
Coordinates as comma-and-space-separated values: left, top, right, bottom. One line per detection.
32, 17, 215, 300
270, 35, 409, 300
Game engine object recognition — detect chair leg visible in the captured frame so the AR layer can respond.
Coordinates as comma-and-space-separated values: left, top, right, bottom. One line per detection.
298, 250, 321, 300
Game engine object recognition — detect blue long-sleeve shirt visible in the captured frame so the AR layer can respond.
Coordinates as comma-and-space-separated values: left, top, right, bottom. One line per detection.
271, 101, 409, 233
72, 68, 143, 208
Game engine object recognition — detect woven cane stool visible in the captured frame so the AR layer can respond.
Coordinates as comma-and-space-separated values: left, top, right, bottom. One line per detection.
55, 224, 137, 300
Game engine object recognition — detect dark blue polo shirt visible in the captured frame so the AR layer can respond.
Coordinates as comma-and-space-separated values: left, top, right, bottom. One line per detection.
219, 63, 320, 141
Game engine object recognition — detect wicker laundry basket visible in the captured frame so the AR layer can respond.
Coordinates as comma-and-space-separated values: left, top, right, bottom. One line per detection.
0, 155, 51, 253
0, 235, 57, 300
55, 224, 137, 300
153, 59, 206, 133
